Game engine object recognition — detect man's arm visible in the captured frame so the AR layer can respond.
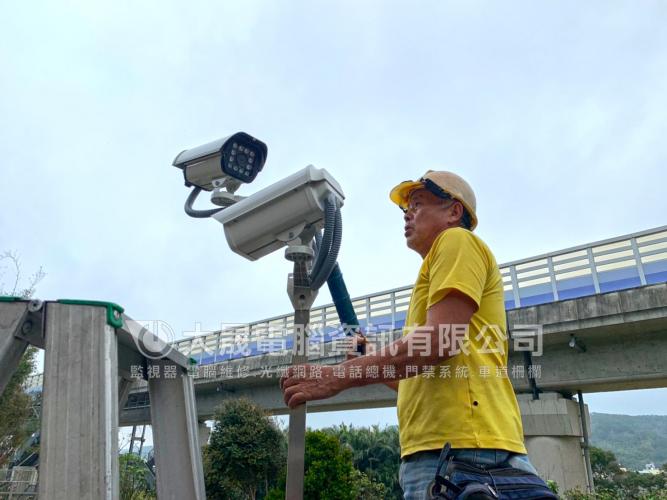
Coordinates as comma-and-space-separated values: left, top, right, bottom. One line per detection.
281, 290, 477, 408
347, 335, 400, 392
341, 290, 477, 386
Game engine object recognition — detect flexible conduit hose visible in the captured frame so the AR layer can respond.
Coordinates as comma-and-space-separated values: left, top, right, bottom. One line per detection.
309, 198, 342, 289
310, 195, 337, 281
184, 186, 225, 218
312, 208, 341, 289
312, 212, 362, 351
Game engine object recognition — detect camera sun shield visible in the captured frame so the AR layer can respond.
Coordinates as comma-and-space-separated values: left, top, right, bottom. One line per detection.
173, 132, 268, 191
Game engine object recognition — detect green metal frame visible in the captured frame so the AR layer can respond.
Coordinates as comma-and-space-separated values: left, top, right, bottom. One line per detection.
57, 299, 125, 328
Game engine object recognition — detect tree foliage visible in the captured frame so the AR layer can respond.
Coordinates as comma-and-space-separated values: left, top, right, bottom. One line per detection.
119, 453, 156, 500
325, 424, 402, 499
302, 431, 356, 500
267, 429, 387, 500
590, 446, 622, 481
0, 347, 37, 466
564, 446, 667, 499
204, 398, 286, 500
0, 251, 43, 466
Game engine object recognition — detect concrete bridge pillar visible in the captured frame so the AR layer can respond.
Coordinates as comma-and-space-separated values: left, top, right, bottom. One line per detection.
518, 392, 592, 494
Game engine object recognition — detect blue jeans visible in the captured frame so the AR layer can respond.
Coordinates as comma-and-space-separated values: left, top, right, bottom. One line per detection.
399, 448, 539, 500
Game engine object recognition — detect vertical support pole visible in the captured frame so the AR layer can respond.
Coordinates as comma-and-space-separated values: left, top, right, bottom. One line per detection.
0, 302, 29, 396
286, 309, 310, 500
547, 256, 559, 301
510, 265, 521, 307
138, 425, 146, 457
148, 359, 206, 500
577, 390, 595, 495
630, 237, 647, 286
39, 303, 119, 499
587, 248, 601, 294
129, 425, 137, 455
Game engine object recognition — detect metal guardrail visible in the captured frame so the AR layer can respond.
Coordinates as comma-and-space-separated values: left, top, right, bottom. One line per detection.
22, 226, 667, 385
0, 468, 38, 499
174, 226, 667, 362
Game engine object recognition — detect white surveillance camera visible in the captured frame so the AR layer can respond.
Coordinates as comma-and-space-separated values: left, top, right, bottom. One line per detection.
214, 165, 344, 261
173, 132, 268, 191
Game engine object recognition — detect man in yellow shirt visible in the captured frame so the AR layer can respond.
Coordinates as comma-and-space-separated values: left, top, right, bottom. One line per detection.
281, 171, 541, 499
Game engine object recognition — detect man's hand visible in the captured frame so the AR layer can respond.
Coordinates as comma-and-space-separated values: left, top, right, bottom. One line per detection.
345, 333, 373, 360
280, 365, 346, 409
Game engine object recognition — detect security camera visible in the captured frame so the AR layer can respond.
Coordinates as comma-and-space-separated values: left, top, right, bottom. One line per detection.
173, 132, 268, 192
214, 165, 344, 261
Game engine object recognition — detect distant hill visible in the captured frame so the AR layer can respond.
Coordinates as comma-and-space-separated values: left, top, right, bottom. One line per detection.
590, 413, 667, 471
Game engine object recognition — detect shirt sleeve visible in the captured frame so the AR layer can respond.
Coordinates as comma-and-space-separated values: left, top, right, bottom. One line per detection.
427, 228, 488, 310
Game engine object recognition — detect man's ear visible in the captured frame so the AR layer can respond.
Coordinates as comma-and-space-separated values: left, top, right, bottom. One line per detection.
450, 200, 464, 225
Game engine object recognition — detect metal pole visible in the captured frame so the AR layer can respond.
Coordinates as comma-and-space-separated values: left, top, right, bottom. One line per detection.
284, 253, 317, 500
129, 425, 137, 455
138, 425, 146, 457
285, 309, 310, 500
577, 390, 595, 494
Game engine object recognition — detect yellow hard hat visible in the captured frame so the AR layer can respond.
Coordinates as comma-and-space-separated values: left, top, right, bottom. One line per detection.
389, 170, 478, 230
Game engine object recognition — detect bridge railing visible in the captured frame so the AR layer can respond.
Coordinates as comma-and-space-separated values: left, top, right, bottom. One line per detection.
174, 226, 667, 364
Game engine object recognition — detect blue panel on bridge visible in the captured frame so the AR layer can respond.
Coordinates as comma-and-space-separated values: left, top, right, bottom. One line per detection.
518, 293, 555, 307
191, 259, 667, 364
645, 260, 667, 285
504, 290, 515, 310
598, 267, 641, 293
556, 275, 596, 301
557, 284, 597, 300
517, 282, 554, 307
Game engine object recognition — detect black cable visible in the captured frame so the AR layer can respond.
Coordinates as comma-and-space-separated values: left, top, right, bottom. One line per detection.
310, 206, 342, 289
184, 187, 224, 218
310, 196, 337, 279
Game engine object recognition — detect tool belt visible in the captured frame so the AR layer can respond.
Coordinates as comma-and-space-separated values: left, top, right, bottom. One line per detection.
427, 443, 559, 499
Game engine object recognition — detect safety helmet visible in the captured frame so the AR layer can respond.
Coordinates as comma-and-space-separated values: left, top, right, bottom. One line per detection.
389, 170, 478, 230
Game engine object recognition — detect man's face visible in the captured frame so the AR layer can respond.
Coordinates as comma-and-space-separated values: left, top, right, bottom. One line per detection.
403, 188, 456, 257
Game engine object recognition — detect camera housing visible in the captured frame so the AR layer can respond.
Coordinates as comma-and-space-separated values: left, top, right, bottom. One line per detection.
214, 165, 345, 261
173, 132, 268, 191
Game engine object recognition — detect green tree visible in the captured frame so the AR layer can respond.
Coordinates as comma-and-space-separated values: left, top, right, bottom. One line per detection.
350, 469, 387, 499
0, 347, 37, 466
566, 446, 667, 499
204, 398, 286, 500
590, 446, 621, 481
326, 424, 401, 499
267, 430, 357, 500
0, 251, 44, 466
119, 453, 156, 500
303, 431, 356, 500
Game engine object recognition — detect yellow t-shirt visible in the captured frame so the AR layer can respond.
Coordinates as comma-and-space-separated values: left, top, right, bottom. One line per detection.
397, 227, 526, 457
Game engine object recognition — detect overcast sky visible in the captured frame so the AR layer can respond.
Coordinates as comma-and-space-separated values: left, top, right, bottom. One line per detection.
2, 0, 667, 430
